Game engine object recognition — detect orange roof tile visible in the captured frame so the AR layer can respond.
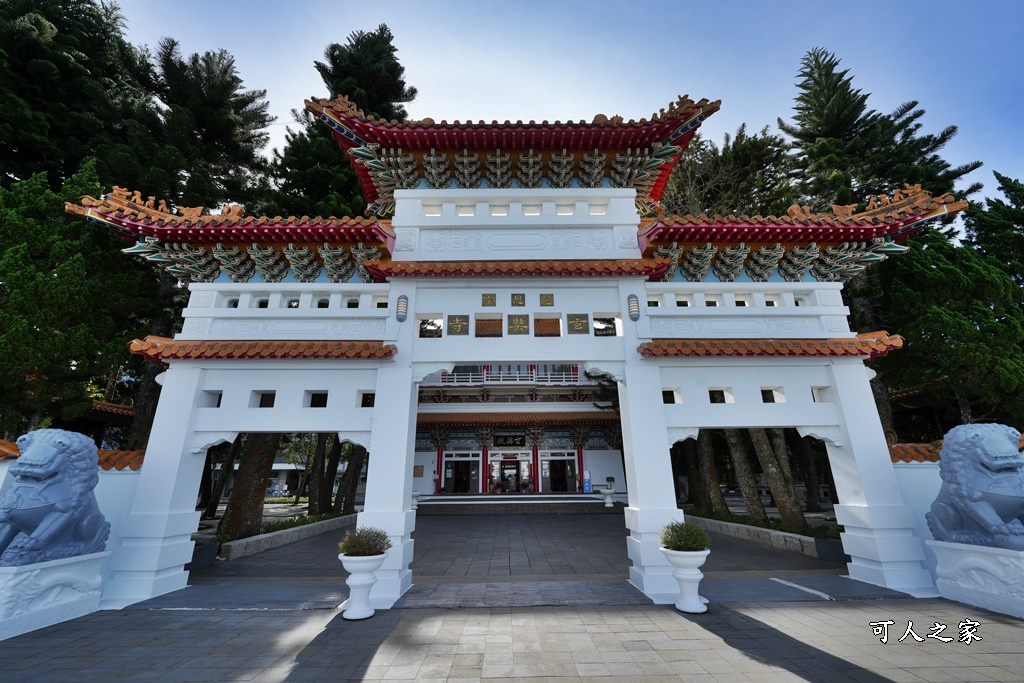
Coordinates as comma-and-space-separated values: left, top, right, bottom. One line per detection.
417, 412, 620, 428
638, 332, 902, 360
0, 439, 145, 471
365, 258, 671, 280
889, 442, 942, 463
92, 400, 135, 416
98, 450, 146, 471
130, 336, 397, 363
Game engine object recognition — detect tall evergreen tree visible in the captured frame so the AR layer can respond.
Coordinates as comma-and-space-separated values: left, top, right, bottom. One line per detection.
963, 171, 1024, 287
0, 162, 157, 435
262, 24, 416, 218
778, 47, 981, 211
662, 125, 795, 217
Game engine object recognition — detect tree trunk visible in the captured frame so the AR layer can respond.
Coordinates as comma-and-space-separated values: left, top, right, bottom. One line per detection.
307, 433, 328, 515
319, 436, 343, 514
202, 436, 242, 520
682, 438, 702, 507
334, 445, 366, 514
696, 430, 729, 517
767, 428, 795, 491
722, 429, 767, 523
749, 428, 806, 530
218, 432, 281, 540
792, 433, 822, 513
197, 448, 214, 510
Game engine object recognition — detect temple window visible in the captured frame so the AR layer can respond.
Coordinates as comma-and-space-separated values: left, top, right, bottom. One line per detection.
761, 387, 786, 403
375, 297, 388, 309
457, 205, 475, 216
490, 205, 509, 216
734, 296, 749, 307
811, 386, 832, 402
200, 390, 222, 408
556, 205, 574, 216
662, 389, 681, 405
764, 296, 779, 307
252, 391, 276, 408
647, 296, 660, 308
359, 392, 376, 408
227, 298, 239, 309
589, 204, 607, 215
418, 318, 442, 338
346, 298, 359, 309
316, 298, 330, 309
256, 298, 269, 308
708, 388, 734, 404
704, 297, 719, 307
306, 391, 328, 408
286, 298, 299, 309
593, 317, 619, 337
534, 317, 561, 338
794, 296, 807, 307
523, 205, 541, 216
423, 205, 442, 217
675, 296, 690, 307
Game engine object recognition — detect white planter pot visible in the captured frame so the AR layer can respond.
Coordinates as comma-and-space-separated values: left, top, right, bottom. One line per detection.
337, 553, 387, 620
601, 487, 616, 508
660, 547, 710, 614
411, 490, 420, 510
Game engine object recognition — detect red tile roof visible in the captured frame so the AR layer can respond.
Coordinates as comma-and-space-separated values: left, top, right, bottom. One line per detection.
130, 336, 397, 363
638, 332, 902, 360
889, 442, 942, 463
365, 257, 671, 280
66, 188, 392, 245
640, 187, 967, 249
417, 411, 620, 428
92, 400, 135, 416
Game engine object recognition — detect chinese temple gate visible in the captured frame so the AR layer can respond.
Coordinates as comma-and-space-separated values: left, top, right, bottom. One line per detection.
68, 92, 965, 607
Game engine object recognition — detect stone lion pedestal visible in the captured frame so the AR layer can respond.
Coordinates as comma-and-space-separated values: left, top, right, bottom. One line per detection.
927, 541, 1024, 619
925, 423, 1024, 621
0, 551, 110, 640
0, 429, 112, 640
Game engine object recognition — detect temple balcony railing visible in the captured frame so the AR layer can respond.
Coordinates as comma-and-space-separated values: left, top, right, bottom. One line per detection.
420, 365, 596, 387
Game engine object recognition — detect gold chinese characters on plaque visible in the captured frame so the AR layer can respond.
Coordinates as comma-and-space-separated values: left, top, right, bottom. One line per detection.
482, 293, 496, 307
511, 293, 526, 307
539, 293, 554, 306
446, 315, 469, 335
413, 465, 424, 478
567, 314, 590, 334
507, 314, 529, 335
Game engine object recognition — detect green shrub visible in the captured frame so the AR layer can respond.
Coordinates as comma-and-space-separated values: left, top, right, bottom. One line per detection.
338, 526, 392, 556
659, 521, 710, 551
261, 512, 340, 534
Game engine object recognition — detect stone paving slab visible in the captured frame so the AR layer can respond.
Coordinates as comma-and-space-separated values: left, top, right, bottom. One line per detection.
395, 579, 650, 608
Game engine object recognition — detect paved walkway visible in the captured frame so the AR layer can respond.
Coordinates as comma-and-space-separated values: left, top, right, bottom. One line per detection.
2, 514, 1022, 682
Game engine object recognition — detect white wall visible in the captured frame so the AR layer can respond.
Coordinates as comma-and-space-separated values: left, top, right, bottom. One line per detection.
892, 461, 942, 577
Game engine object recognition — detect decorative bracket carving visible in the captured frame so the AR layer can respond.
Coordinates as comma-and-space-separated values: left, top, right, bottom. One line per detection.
338, 431, 372, 449
582, 362, 624, 382
412, 362, 455, 383
796, 425, 844, 447
667, 427, 699, 444
191, 431, 238, 455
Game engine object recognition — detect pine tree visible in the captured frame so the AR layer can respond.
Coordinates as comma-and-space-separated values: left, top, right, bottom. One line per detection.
261, 24, 416, 218
963, 171, 1024, 287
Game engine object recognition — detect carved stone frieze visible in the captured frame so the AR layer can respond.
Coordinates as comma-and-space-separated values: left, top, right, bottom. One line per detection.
394, 229, 417, 252
616, 226, 638, 249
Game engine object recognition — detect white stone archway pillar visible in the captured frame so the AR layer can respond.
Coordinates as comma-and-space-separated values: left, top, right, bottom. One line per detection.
356, 365, 418, 608
102, 364, 236, 607
617, 363, 684, 603
800, 360, 935, 596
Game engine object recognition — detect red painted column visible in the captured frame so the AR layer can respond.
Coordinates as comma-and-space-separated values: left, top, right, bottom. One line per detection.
436, 447, 443, 494
577, 445, 584, 491
531, 445, 539, 493
481, 446, 489, 494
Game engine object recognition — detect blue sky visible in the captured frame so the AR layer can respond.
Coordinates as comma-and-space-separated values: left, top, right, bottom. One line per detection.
115, 0, 1024, 204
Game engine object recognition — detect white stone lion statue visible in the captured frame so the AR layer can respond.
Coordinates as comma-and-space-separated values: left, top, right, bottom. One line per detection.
0, 429, 110, 566
926, 423, 1024, 551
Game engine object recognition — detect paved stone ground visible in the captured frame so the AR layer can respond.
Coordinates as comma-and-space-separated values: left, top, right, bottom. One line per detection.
3, 513, 1022, 682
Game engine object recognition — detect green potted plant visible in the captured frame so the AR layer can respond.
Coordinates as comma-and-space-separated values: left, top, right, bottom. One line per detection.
659, 520, 711, 613
337, 526, 392, 620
